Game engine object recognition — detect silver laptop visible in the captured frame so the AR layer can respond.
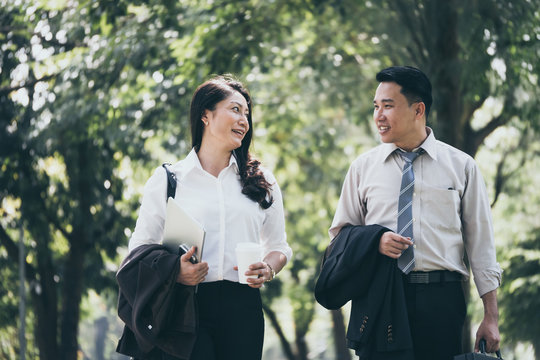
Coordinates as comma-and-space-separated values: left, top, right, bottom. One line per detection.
162, 197, 205, 262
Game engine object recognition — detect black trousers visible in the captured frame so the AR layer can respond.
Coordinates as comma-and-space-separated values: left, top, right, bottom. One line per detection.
136, 281, 263, 360
403, 278, 466, 360
185, 280, 264, 360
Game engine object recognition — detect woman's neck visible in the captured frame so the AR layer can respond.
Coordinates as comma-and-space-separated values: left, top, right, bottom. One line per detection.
197, 145, 231, 177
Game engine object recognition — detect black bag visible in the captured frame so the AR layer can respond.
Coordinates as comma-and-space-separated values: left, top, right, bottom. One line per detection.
454, 339, 503, 360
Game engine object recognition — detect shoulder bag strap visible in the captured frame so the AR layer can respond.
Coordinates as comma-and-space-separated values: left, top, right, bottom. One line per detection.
161, 163, 177, 200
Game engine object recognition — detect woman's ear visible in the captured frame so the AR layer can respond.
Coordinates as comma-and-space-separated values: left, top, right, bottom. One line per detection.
202, 110, 211, 126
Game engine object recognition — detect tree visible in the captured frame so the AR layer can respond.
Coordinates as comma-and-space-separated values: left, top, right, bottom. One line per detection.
0, 1, 172, 358
296, 0, 540, 353
1, 0, 538, 359
499, 230, 540, 359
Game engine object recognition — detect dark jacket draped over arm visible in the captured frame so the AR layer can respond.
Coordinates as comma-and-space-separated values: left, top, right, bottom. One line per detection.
116, 244, 197, 360
315, 225, 413, 359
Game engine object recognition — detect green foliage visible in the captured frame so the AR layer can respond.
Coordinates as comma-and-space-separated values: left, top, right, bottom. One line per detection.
499, 232, 540, 349
1, 0, 539, 359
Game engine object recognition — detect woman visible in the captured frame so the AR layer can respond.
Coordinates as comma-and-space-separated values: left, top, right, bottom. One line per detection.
128, 75, 292, 360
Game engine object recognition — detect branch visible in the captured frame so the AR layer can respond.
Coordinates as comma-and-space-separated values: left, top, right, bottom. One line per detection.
0, 74, 56, 97
262, 302, 296, 360
0, 25, 27, 33
490, 135, 529, 208
391, 0, 428, 64
0, 225, 37, 281
470, 95, 515, 154
40, 198, 72, 241
461, 96, 487, 126
491, 152, 508, 208
475, 113, 510, 149
32, 31, 80, 51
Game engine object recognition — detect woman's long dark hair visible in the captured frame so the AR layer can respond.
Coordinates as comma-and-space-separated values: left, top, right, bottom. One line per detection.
190, 75, 273, 209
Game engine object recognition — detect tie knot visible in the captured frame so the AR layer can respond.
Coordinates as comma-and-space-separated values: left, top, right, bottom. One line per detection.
398, 150, 422, 163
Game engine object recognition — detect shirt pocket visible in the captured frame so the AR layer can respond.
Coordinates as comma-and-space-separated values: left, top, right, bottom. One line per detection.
421, 185, 461, 233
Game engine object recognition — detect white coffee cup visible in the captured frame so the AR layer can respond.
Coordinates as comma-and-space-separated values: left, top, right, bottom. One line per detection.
236, 242, 262, 284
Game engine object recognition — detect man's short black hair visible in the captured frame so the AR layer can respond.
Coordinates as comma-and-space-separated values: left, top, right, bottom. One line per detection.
376, 66, 433, 120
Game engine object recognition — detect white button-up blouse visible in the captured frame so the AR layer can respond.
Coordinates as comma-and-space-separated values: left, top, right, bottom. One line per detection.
128, 149, 292, 283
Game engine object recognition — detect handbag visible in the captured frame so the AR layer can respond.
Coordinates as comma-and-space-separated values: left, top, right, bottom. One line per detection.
454, 339, 503, 359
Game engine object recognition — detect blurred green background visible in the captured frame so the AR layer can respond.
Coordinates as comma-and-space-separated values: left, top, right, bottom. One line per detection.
1, 0, 538, 359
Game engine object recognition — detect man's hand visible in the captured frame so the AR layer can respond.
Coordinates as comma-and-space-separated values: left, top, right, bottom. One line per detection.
475, 290, 500, 353
176, 246, 208, 286
378, 231, 413, 258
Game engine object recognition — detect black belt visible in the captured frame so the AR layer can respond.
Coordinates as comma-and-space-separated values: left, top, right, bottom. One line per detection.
405, 271, 463, 284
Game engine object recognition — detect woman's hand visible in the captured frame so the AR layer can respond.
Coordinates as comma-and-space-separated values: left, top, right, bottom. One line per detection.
176, 246, 208, 286
234, 261, 273, 289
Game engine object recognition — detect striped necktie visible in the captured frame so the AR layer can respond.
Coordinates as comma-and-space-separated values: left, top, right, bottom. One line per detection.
397, 150, 422, 274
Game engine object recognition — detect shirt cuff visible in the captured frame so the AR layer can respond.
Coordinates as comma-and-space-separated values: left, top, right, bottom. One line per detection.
474, 264, 503, 297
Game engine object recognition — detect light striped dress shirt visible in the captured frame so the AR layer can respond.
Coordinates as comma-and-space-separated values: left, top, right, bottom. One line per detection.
330, 128, 501, 297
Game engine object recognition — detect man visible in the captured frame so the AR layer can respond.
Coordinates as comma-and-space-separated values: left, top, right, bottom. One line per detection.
329, 66, 501, 359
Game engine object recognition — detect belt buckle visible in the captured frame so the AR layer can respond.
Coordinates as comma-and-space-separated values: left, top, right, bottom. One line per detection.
409, 272, 429, 284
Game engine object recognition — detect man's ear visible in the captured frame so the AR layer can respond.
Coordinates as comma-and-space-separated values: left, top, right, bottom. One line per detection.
415, 102, 426, 119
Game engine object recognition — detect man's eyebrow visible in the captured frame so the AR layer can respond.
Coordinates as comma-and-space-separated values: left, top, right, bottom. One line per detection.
373, 98, 395, 104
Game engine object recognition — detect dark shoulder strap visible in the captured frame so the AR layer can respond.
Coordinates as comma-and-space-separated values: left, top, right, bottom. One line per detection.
162, 163, 177, 200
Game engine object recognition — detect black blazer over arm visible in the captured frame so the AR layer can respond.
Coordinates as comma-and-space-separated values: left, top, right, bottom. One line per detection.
116, 244, 197, 360
315, 225, 387, 309
315, 225, 413, 359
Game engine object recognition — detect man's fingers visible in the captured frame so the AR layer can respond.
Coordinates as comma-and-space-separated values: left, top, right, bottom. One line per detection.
395, 236, 413, 245
486, 338, 500, 353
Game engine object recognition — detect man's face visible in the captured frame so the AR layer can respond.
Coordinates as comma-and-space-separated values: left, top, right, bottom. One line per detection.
373, 81, 425, 151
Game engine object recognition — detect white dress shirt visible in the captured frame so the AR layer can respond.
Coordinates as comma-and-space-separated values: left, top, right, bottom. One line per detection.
330, 128, 501, 297
129, 149, 292, 283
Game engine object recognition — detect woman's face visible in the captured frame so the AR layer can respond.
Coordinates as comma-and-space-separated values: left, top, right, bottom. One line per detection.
201, 91, 250, 153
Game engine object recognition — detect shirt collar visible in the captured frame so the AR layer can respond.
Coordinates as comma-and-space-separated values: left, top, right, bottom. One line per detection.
381, 127, 438, 162
180, 148, 239, 180
419, 127, 438, 161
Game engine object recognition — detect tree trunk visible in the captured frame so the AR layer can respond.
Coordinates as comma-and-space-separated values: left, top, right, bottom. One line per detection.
60, 238, 85, 360
425, 0, 463, 150
424, 1, 474, 352
262, 303, 296, 360
295, 326, 309, 360
26, 206, 59, 359
32, 280, 59, 360
60, 140, 93, 360
95, 317, 109, 360
532, 337, 540, 360
331, 309, 351, 360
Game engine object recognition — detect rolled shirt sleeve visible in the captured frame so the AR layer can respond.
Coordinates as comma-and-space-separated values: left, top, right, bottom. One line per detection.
461, 160, 502, 297
260, 169, 293, 261
329, 162, 366, 239
128, 166, 169, 253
